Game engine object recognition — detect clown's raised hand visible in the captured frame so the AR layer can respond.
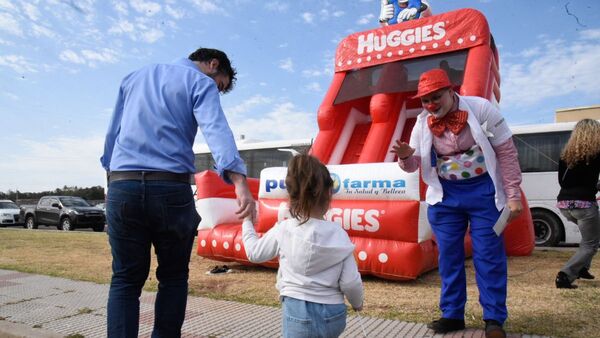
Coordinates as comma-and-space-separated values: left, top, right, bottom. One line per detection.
391, 139, 415, 160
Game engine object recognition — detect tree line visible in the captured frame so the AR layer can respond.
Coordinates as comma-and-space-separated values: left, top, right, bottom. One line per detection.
0, 186, 105, 202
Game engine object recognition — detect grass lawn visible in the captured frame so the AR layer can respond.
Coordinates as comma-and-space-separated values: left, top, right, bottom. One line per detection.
1, 228, 599, 337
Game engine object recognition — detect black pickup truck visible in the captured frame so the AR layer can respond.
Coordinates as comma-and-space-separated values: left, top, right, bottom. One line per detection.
21, 196, 105, 232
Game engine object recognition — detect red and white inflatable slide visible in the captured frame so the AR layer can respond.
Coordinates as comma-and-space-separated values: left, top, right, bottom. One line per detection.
195, 8, 535, 281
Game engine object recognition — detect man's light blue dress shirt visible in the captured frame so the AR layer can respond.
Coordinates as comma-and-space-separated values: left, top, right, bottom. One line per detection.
101, 58, 246, 181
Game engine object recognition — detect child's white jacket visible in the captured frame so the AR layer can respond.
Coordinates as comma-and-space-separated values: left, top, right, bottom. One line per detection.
242, 218, 364, 309
409, 95, 513, 211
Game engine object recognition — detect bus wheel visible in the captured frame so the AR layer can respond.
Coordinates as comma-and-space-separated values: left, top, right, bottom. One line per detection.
532, 209, 562, 247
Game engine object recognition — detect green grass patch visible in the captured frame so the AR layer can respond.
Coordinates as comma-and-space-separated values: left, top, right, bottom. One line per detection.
2, 228, 600, 337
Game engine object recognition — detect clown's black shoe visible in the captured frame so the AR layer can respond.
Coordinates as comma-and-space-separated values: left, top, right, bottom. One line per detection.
427, 317, 465, 333
484, 320, 506, 338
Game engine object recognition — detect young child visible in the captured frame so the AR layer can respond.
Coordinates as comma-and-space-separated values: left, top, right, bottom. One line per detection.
242, 154, 364, 338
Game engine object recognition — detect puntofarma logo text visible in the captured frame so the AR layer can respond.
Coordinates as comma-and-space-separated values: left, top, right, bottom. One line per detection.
330, 173, 341, 194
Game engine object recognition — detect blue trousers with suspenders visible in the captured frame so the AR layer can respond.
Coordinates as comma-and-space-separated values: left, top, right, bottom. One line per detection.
428, 172, 508, 324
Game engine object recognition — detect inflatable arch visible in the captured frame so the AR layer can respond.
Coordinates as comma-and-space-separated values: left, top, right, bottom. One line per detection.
196, 8, 535, 281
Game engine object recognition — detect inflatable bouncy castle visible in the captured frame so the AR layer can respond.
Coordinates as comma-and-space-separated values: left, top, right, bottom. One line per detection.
195, 8, 535, 280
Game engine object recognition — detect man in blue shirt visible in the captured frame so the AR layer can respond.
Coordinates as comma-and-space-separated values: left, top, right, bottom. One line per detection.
101, 48, 255, 338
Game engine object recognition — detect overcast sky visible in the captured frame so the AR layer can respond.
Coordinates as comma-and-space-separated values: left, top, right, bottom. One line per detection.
0, 0, 599, 192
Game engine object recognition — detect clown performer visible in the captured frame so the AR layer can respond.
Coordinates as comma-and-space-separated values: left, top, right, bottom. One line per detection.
391, 69, 523, 338
379, 0, 432, 26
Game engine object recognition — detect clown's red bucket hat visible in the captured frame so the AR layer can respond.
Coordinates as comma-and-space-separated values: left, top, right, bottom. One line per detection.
413, 68, 452, 98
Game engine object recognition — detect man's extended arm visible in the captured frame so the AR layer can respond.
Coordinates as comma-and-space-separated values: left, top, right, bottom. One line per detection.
193, 79, 255, 219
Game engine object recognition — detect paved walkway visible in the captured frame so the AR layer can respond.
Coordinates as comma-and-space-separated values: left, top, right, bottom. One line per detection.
0, 269, 551, 338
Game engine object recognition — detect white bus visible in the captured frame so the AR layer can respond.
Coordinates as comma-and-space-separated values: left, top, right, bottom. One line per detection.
194, 122, 597, 247
193, 138, 312, 179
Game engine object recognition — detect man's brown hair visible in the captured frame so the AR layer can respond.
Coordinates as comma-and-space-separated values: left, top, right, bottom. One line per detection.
188, 47, 237, 93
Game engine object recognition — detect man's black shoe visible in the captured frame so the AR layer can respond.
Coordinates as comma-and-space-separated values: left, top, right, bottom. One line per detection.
427, 318, 465, 333
556, 271, 578, 289
484, 320, 506, 338
578, 267, 595, 280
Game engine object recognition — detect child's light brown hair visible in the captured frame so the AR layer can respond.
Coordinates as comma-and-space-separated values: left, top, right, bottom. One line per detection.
285, 154, 333, 225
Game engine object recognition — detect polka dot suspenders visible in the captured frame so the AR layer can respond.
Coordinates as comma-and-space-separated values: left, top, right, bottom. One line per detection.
436, 144, 487, 180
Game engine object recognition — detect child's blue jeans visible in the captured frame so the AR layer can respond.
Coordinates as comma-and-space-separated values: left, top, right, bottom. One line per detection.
282, 296, 347, 338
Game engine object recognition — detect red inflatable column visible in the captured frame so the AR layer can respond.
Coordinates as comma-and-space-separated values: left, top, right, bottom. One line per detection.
311, 72, 350, 163
461, 45, 492, 99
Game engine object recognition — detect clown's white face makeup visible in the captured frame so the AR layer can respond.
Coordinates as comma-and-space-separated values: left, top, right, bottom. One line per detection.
421, 88, 454, 119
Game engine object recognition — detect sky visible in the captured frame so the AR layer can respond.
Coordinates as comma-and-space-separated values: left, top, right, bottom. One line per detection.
0, 0, 599, 192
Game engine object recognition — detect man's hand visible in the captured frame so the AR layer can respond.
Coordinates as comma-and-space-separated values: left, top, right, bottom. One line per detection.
227, 172, 256, 221
390, 139, 416, 160
507, 200, 523, 222
379, 0, 394, 23
398, 7, 418, 21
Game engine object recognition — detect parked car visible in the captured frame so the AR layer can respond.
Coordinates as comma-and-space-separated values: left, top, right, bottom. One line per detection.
0, 200, 24, 227
20, 196, 105, 232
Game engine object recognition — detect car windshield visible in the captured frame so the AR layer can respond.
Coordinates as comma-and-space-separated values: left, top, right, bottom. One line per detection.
59, 197, 91, 207
0, 202, 19, 209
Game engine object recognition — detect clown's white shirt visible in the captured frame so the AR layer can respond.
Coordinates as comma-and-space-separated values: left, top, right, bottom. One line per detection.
409, 95, 512, 211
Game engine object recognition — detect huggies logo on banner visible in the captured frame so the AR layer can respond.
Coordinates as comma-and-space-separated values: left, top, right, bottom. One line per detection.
325, 208, 380, 232
276, 201, 380, 233
357, 22, 446, 54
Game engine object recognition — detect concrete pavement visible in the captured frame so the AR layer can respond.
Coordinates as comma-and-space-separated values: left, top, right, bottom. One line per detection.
0, 269, 552, 338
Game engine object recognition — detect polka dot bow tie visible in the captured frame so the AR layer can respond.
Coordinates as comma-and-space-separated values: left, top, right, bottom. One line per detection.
427, 110, 468, 137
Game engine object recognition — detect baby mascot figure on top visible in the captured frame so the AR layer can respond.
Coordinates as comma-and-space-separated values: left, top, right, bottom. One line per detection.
379, 0, 432, 26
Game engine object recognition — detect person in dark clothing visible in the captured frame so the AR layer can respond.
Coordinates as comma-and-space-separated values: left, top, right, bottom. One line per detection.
556, 119, 600, 289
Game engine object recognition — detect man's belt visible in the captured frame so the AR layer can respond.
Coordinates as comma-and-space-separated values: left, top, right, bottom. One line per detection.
108, 171, 192, 184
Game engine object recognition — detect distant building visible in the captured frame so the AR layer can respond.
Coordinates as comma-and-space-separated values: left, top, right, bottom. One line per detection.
555, 105, 600, 122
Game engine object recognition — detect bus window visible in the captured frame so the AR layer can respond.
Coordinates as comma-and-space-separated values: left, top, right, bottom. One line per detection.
194, 153, 215, 173
334, 50, 467, 105
242, 147, 310, 177
194, 145, 311, 179
512, 131, 571, 172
